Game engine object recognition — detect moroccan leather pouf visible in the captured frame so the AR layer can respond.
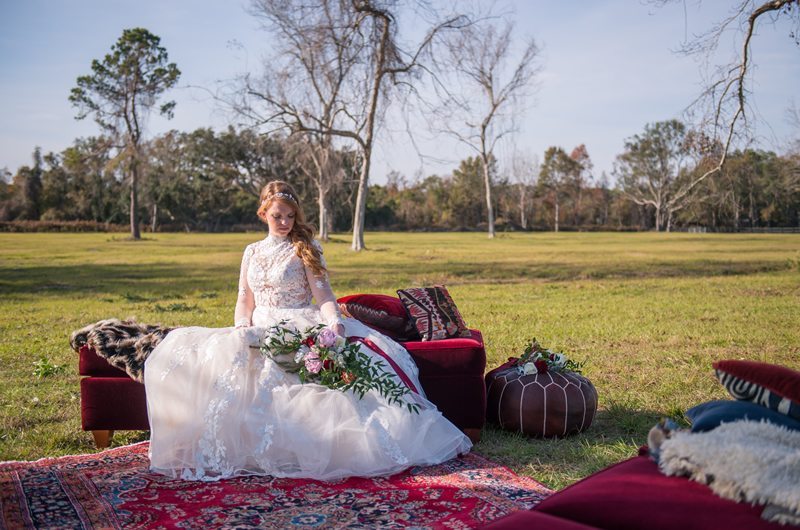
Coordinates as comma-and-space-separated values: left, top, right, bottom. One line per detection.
485, 364, 598, 438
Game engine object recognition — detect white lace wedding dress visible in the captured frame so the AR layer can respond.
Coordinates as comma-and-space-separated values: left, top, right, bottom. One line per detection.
144, 234, 472, 481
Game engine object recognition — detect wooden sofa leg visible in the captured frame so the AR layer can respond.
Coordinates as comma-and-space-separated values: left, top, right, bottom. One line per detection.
463, 428, 482, 444
92, 430, 114, 449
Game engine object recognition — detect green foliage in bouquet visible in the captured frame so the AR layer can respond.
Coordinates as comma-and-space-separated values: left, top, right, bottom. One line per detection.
259, 320, 420, 414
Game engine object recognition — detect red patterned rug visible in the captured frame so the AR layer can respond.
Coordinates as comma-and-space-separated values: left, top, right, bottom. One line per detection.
0, 442, 551, 529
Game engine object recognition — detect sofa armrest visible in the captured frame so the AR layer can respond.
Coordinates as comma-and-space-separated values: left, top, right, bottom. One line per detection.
78, 345, 130, 377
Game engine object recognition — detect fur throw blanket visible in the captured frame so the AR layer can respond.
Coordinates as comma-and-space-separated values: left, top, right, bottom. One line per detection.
658, 420, 800, 526
70, 319, 173, 383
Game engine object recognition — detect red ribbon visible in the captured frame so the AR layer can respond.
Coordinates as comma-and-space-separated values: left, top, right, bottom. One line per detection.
348, 336, 419, 395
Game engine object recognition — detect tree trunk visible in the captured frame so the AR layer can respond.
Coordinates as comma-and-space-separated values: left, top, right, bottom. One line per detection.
351, 153, 370, 251
554, 196, 559, 233
481, 155, 495, 238
151, 203, 158, 233
318, 183, 329, 242
350, 9, 391, 252
655, 205, 663, 232
129, 156, 140, 240
519, 187, 527, 229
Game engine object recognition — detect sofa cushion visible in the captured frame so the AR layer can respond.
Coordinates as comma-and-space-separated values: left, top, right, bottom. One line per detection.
714, 360, 800, 421
397, 285, 471, 341
533, 454, 780, 530
402, 330, 485, 376
687, 399, 800, 432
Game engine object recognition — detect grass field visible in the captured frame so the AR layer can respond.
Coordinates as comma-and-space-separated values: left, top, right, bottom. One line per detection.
1, 231, 798, 489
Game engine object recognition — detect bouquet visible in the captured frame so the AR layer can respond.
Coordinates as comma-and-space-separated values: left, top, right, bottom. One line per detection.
515, 338, 584, 376
259, 320, 419, 414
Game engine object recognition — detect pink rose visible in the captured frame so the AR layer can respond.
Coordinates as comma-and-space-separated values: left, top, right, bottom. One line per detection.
317, 328, 337, 348
304, 352, 323, 374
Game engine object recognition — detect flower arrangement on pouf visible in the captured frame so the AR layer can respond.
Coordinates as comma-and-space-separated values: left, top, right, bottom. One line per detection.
487, 338, 596, 437
515, 338, 585, 375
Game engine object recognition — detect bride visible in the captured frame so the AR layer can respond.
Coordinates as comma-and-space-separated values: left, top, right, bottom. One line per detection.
144, 180, 472, 481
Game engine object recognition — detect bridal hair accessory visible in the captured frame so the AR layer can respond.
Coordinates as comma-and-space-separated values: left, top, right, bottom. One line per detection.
269, 191, 297, 204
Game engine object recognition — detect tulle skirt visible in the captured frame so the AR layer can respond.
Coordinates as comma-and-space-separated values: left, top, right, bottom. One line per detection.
144, 306, 472, 481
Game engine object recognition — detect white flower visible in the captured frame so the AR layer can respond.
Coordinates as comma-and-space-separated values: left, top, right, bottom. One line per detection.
295, 344, 310, 363
334, 335, 346, 349
553, 353, 567, 368
521, 362, 538, 375
31, 396, 40, 405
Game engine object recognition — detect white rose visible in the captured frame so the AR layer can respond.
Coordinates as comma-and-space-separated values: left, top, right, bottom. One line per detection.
295, 344, 310, 363
334, 335, 346, 349
522, 362, 538, 375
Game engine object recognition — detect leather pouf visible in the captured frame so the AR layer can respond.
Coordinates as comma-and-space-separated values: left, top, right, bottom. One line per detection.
485, 364, 598, 438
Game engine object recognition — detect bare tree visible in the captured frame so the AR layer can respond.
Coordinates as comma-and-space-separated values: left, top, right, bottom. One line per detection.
427, 19, 539, 238
235, 0, 465, 250
509, 150, 539, 229
615, 120, 699, 231
788, 101, 800, 155
286, 136, 346, 240
652, 0, 800, 216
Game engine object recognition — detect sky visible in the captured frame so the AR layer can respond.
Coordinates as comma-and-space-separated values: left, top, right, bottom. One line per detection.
1, 0, 798, 185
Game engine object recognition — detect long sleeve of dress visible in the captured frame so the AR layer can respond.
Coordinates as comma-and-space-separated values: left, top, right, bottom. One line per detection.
305, 241, 342, 328
234, 245, 255, 327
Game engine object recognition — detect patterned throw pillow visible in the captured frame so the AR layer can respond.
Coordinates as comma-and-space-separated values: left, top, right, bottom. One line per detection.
396, 285, 471, 341
713, 360, 800, 422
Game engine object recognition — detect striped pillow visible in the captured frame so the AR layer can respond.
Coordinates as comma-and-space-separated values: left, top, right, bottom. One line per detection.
714, 360, 800, 422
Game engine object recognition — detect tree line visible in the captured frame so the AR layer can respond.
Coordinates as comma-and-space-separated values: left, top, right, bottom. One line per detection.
2, 2, 798, 237
2, 122, 797, 233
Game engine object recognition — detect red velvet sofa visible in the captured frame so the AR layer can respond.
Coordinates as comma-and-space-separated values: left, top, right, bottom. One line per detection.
481, 447, 785, 530
78, 294, 486, 447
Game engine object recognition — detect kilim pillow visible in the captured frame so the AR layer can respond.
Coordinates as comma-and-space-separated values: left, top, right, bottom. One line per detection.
713, 360, 800, 422
396, 285, 471, 341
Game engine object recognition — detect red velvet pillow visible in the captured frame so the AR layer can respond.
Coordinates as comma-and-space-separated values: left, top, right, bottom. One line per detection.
337, 294, 417, 339
713, 360, 800, 422
534, 455, 775, 530
397, 285, 471, 341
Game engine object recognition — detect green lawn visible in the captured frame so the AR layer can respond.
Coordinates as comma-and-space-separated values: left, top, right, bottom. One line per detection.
1, 231, 798, 489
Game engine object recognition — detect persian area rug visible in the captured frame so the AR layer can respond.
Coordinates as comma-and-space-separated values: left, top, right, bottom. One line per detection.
0, 442, 551, 529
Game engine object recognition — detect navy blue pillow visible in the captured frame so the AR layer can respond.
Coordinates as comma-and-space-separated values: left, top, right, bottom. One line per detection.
687, 399, 800, 432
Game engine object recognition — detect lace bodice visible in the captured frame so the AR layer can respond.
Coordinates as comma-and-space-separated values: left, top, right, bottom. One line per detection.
234, 234, 340, 327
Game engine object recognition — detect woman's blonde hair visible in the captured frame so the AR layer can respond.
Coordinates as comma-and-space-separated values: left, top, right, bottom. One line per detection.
257, 181, 326, 277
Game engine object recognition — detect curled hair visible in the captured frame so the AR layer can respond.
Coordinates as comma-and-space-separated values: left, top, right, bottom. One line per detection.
257, 181, 326, 276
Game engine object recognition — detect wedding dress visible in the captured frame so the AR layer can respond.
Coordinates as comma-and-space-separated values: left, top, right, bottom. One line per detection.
144, 233, 472, 481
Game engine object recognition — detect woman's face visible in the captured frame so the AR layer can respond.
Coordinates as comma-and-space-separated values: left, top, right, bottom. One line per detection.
264, 200, 295, 236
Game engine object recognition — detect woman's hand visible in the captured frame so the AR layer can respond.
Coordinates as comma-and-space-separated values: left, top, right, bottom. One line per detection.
332, 322, 346, 337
